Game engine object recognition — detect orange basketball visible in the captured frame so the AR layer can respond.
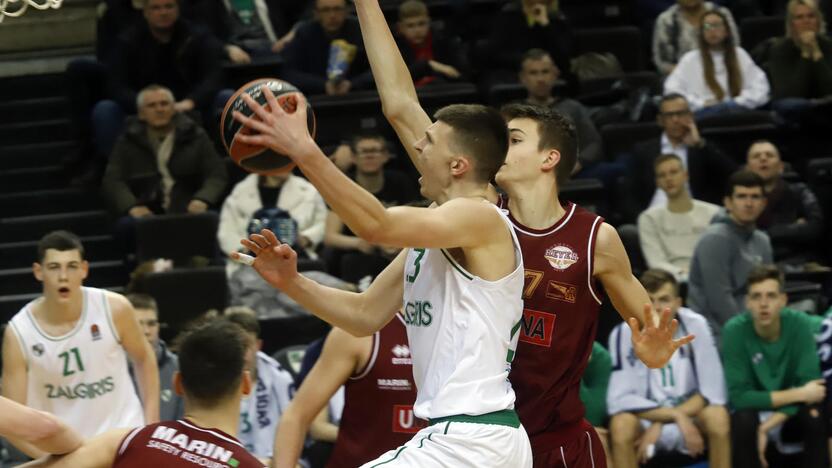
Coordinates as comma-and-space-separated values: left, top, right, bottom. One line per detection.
220, 78, 316, 175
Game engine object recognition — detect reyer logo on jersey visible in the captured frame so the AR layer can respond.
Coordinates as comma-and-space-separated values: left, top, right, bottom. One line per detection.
544, 244, 579, 270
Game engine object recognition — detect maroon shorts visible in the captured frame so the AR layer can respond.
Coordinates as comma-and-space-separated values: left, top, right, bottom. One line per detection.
529, 419, 607, 468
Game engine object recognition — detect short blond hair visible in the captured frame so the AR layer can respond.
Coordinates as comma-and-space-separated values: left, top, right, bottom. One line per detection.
398, 0, 428, 20
786, 0, 827, 37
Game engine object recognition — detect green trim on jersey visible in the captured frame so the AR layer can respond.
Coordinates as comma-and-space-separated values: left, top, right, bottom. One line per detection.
429, 409, 521, 428
369, 446, 407, 467
25, 289, 88, 342
440, 249, 474, 280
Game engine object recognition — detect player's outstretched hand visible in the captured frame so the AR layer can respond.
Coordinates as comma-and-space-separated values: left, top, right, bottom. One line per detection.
232, 85, 316, 161
233, 229, 299, 290
627, 304, 695, 369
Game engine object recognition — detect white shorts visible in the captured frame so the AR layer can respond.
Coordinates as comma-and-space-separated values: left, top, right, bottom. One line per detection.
360, 411, 532, 468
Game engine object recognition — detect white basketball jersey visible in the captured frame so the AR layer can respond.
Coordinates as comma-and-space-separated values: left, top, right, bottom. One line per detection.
8, 287, 145, 438
402, 203, 525, 420
238, 351, 294, 458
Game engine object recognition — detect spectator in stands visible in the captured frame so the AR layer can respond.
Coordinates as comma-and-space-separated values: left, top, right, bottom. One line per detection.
101, 85, 227, 254
753, 0, 832, 128
608, 269, 729, 468
664, 9, 770, 118
127, 293, 184, 421
518, 48, 604, 175
723, 264, 827, 468
281, 0, 373, 96
653, 0, 739, 75
218, 172, 327, 275
323, 133, 419, 283
624, 93, 737, 221
638, 154, 721, 282
688, 169, 773, 336
745, 140, 826, 267
580, 342, 613, 467
225, 307, 295, 466
394, 0, 468, 87
93, 0, 224, 160
487, 0, 573, 86
185, 0, 302, 64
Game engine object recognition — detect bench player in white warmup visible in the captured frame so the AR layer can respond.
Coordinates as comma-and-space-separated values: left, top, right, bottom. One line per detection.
232, 71, 532, 468
2, 230, 159, 459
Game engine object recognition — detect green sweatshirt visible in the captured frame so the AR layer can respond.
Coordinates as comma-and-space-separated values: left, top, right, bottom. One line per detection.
722, 308, 821, 416
580, 342, 612, 427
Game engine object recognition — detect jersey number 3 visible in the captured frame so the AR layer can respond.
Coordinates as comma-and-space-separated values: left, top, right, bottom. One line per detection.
59, 347, 85, 376
406, 249, 426, 283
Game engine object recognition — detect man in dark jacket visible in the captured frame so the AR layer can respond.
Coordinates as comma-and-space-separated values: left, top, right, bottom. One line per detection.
101, 84, 227, 217
745, 140, 825, 265
92, 0, 224, 161
624, 93, 737, 222
281, 0, 373, 95
127, 293, 184, 421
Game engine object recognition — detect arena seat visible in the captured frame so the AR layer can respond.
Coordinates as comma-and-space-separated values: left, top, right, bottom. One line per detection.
130, 266, 229, 341
135, 212, 220, 264
574, 26, 644, 72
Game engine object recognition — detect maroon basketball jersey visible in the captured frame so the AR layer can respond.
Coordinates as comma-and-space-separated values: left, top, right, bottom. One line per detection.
500, 197, 605, 439
114, 419, 263, 468
327, 314, 425, 468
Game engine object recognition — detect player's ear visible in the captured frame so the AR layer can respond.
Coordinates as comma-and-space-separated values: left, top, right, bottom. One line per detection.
256, 339, 264, 351
541, 148, 560, 172
241, 370, 253, 397
450, 156, 471, 177
173, 372, 185, 396
81, 260, 90, 280
33, 262, 43, 282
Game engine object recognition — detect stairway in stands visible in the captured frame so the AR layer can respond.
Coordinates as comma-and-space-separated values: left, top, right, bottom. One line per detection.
0, 72, 127, 323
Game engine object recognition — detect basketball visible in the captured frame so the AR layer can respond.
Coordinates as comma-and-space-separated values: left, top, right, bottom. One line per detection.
220, 78, 316, 175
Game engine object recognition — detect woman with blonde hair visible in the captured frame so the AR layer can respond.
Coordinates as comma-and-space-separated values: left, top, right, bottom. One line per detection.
664, 9, 769, 118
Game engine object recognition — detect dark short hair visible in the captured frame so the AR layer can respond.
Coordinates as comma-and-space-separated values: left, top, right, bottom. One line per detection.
178, 319, 251, 406
225, 306, 261, 337
520, 48, 556, 69
398, 0, 428, 20
747, 264, 784, 291
726, 169, 766, 197
126, 293, 158, 313
37, 230, 85, 263
433, 104, 509, 183
500, 103, 578, 187
658, 93, 689, 111
653, 153, 684, 170
639, 268, 679, 296
350, 132, 388, 154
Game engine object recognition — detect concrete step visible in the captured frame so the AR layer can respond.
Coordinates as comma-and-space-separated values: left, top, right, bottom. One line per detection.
0, 188, 100, 218
0, 165, 66, 193
0, 141, 78, 169
0, 234, 120, 268
0, 210, 110, 243
0, 260, 127, 296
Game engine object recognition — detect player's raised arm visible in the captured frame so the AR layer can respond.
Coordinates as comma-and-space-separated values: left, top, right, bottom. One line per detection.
235, 232, 405, 337
354, 0, 431, 172
19, 429, 130, 468
594, 222, 694, 368
272, 328, 363, 468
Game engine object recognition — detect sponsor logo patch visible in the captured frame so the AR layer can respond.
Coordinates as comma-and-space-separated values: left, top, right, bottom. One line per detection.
519, 309, 556, 348
545, 281, 577, 303
392, 405, 427, 433
544, 245, 579, 270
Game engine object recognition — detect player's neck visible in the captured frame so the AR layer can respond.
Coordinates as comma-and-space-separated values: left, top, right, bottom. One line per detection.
36, 293, 83, 324
184, 399, 243, 438
506, 180, 565, 229
754, 317, 781, 342
438, 181, 491, 205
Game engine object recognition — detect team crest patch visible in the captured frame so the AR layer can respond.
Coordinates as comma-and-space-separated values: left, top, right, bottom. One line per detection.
90, 324, 101, 341
544, 244, 579, 270
32, 343, 45, 357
